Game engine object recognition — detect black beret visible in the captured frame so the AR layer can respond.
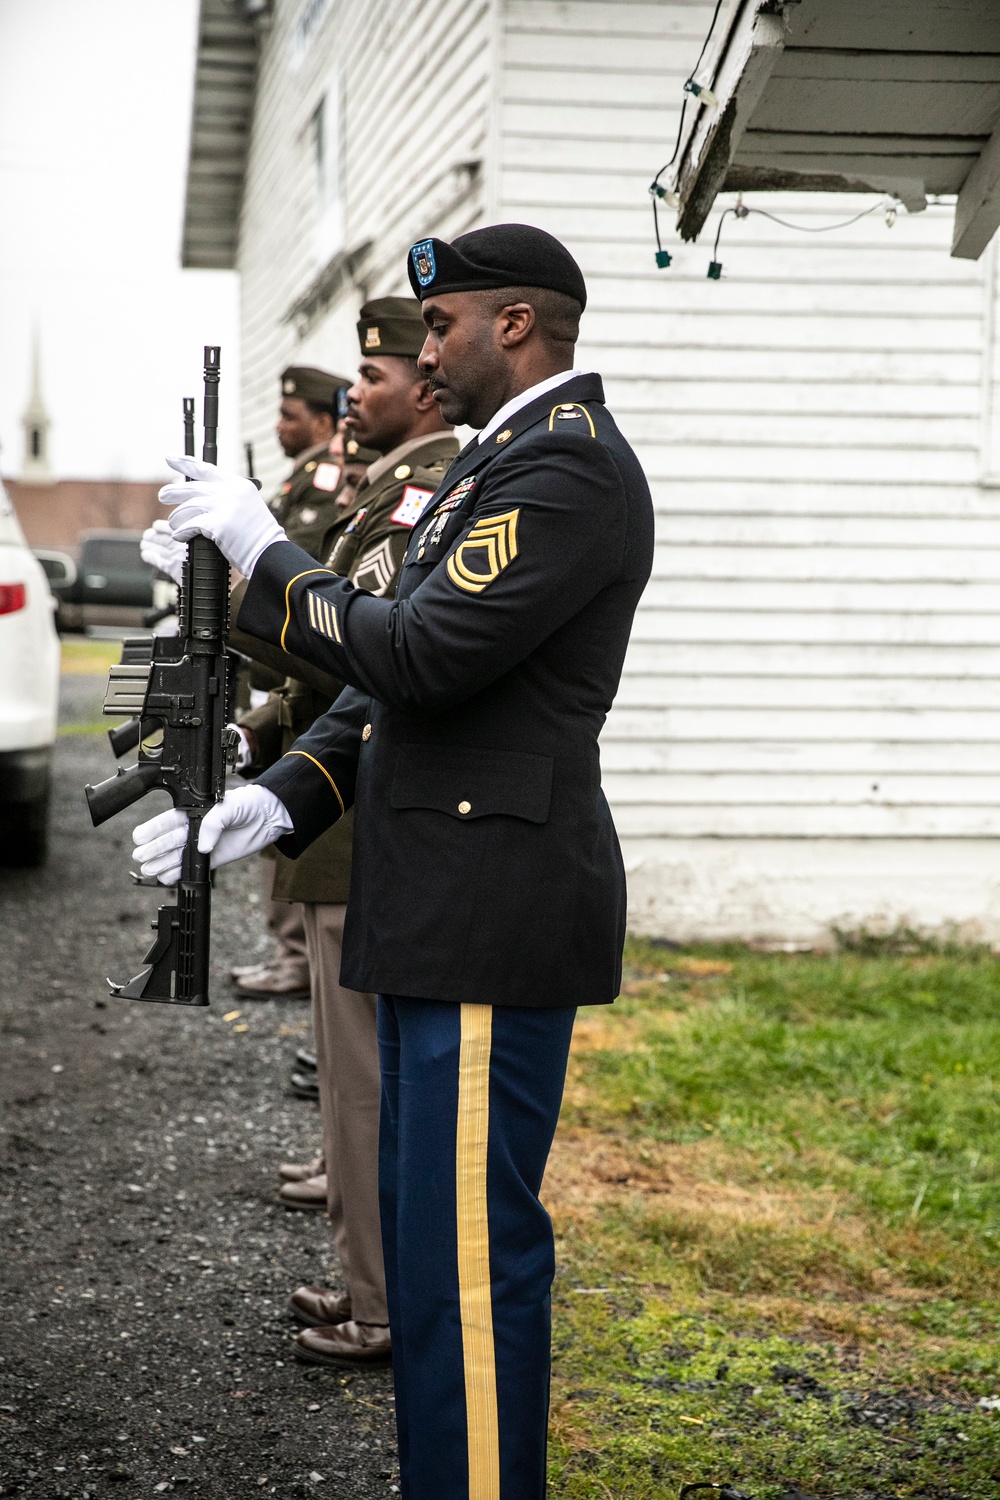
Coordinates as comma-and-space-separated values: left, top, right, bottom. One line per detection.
280, 366, 351, 410
407, 223, 587, 311
356, 296, 427, 357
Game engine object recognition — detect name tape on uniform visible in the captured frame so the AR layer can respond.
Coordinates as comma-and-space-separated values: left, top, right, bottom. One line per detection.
391, 485, 435, 527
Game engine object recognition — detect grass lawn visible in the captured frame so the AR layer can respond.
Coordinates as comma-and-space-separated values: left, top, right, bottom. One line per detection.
60, 637, 120, 675
546, 937, 1000, 1498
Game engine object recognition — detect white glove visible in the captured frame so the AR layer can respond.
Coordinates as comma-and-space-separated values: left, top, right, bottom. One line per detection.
141, 519, 186, 585
159, 455, 286, 577
228, 723, 254, 773
132, 785, 293, 886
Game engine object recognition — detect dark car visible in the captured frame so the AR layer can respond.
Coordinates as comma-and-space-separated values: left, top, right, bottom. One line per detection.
56, 531, 155, 632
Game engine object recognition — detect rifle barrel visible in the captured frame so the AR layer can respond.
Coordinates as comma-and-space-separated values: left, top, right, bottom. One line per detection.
202, 346, 220, 465
182, 397, 195, 458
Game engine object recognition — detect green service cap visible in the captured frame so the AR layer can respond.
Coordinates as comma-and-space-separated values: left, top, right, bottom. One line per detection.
356, 297, 427, 358
280, 366, 351, 409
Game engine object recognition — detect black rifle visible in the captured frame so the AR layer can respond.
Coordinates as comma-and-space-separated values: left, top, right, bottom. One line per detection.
84, 347, 239, 1006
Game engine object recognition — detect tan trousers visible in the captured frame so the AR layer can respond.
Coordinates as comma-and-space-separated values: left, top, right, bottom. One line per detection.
262, 858, 308, 971
301, 902, 387, 1326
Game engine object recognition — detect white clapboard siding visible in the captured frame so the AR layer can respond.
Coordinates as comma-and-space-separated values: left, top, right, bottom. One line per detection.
235, 0, 1000, 940
238, 0, 491, 495
498, 0, 1000, 937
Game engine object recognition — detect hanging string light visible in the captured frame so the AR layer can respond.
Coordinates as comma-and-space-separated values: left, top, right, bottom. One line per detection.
704, 193, 894, 279
648, 0, 727, 268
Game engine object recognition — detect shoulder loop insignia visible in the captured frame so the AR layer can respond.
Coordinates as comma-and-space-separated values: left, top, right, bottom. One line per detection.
548, 402, 596, 437
306, 589, 341, 642
446, 509, 520, 595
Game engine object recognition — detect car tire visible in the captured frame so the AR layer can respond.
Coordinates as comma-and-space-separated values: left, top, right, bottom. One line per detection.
0, 789, 50, 867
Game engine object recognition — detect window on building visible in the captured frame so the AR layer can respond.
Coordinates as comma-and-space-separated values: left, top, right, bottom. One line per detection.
30, 427, 41, 458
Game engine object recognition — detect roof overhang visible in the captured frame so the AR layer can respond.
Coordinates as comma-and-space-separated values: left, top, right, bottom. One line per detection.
668, 0, 1000, 259
181, 0, 261, 270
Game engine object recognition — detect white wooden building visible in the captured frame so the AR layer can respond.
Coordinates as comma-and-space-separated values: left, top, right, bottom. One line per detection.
183, 0, 1000, 946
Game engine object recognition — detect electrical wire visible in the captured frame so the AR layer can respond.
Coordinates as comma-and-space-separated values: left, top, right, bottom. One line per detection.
706, 194, 891, 277
742, 200, 889, 235
649, 0, 728, 252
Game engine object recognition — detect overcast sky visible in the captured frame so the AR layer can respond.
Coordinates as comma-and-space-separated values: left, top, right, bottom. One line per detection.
0, 0, 240, 481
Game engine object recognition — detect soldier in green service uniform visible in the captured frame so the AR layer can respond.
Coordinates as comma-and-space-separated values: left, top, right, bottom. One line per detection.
228, 300, 458, 1362
232, 366, 373, 1001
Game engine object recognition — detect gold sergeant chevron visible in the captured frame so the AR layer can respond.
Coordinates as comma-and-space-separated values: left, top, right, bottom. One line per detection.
446, 509, 520, 594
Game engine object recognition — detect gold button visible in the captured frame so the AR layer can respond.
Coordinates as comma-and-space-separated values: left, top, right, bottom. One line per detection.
346, 439, 358, 456
495, 429, 512, 444
458, 800, 471, 815
305, 461, 316, 472
362, 723, 372, 742
417, 546, 425, 559
394, 464, 411, 480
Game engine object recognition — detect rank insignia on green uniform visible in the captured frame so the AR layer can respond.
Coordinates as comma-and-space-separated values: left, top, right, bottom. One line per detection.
353, 538, 396, 597
391, 486, 434, 527
306, 589, 341, 642
446, 509, 520, 594
410, 239, 436, 287
365, 326, 381, 349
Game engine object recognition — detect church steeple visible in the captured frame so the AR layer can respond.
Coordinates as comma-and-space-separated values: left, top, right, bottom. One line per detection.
21, 329, 52, 484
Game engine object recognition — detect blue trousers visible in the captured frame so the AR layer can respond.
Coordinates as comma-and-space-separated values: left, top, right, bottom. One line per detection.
377, 996, 577, 1500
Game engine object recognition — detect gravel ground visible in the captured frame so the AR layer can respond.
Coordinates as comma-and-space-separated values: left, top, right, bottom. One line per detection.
0, 675, 396, 1499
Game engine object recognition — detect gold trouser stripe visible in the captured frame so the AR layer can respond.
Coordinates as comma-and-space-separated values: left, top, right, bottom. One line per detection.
456, 1003, 500, 1500
281, 568, 333, 651
282, 750, 345, 816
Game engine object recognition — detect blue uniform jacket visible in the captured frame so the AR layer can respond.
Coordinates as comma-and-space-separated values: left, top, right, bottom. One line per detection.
237, 373, 655, 1007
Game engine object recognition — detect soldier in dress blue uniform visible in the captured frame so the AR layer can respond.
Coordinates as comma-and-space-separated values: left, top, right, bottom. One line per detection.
134, 223, 655, 1500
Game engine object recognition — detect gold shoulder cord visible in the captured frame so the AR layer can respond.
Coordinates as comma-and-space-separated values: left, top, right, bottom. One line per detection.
547, 402, 596, 437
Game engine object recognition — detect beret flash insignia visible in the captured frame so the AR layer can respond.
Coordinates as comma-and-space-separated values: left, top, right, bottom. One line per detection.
411, 239, 436, 287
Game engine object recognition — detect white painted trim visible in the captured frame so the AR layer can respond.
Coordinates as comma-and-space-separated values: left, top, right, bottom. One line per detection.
980, 238, 1000, 487
953, 120, 1000, 261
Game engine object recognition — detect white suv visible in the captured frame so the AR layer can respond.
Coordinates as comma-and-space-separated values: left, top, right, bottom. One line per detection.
0, 478, 60, 864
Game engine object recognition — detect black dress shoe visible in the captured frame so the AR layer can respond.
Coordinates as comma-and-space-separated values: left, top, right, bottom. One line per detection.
295, 1049, 317, 1071
290, 1071, 320, 1100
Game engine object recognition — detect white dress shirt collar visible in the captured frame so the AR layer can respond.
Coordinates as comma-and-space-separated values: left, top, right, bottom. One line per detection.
477, 369, 591, 445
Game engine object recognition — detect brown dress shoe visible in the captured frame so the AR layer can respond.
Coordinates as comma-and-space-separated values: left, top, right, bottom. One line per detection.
289, 1286, 352, 1327
236, 960, 310, 1000
294, 1320, 391, 1367
278, 1173, 327, 1211
278, 1154, 324, 1184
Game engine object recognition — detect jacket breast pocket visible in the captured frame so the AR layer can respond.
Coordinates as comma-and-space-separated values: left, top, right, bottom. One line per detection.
389, 744, 553, 823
